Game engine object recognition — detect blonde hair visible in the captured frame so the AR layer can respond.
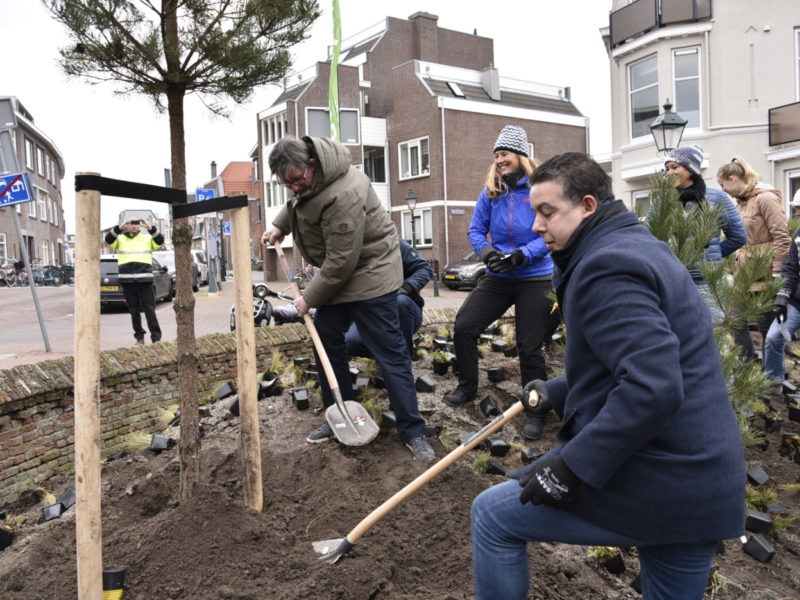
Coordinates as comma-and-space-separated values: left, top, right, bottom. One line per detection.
717, 155, 760, 187
484, 155, 539, 199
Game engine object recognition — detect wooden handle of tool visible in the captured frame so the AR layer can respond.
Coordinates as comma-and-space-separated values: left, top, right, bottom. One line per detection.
272, 244, 340, 394
345, 398, 530, 544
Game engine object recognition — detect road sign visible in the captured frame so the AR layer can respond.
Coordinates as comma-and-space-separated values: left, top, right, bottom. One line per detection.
195, 188, 216, 202
222, 221, 230, 236
0, 172, 32, 206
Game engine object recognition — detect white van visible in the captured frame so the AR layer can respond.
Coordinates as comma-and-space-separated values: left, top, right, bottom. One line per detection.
190, 249, 209, 285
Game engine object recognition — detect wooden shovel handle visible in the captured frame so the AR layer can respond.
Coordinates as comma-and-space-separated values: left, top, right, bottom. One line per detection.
272, 244, 340, 394
345, 398, 530, 544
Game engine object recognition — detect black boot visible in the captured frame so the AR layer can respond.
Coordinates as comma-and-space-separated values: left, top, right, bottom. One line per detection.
522, 411, 548, 440
443, 388, 476, 407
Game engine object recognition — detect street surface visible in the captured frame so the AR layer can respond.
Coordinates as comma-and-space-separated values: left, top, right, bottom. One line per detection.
0, 274, 465, 370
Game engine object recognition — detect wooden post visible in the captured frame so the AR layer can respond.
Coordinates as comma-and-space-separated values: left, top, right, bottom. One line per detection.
231, 206, 263, 511
73, 174, 103, 600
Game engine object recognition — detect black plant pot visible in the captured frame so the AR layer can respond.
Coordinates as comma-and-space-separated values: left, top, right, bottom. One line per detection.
103, 570, 125, 595
293, 356, 310, 368
354, 376, 370, 390
490, 339, 507, 353
788, 402, 800, 424
745, 509, 772, 534
520, 447, 543, 465
599, 552, 626, 575
487, 367, 505, 382
0, 509, 5, 520
503, 345, 518, 357
42, 503, 63, 522
215, 381, 236, 400
746, 464, 770, 486
479, 333, 494, 343
291, 389, 309, 410
349, 366, 360, 383
150, 434, 175, 451
228, 395, 240, 417
479, 395, 500, 418
380, 410, 397, 430
304, 369, 319, 382
743, 533, 775, 563
485, 460, 506, 476
58, 486, 76, 511
372, 375, 386, 389
763, 411, 784, 432
432, 360, 450, 375
779, 432, 800, 457
0, 526, 15, 551
415, 375, 436, 393
486, 436, 510, 457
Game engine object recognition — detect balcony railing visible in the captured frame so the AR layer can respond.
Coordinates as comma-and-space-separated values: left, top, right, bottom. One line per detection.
610, 0, 712, 48
769, 101, 800, 146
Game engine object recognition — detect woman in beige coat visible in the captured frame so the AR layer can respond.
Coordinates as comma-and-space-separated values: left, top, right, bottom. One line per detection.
718, 155, 789, 360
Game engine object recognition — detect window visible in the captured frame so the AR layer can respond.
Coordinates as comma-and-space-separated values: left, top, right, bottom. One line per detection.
402, 208, 432, 247
41, 240, 49, 264
399, 137, 430, 180
528, 142, 535, 160
447, 81, 466, 98
0, 233, 6, 262
796, 28, 800, 100
262, 113, 287, 145
24, 138, 35, 170
629, 55, 659, 139
36, 147, 46, 176
364, 147, 386, 183
28, 191, 36, 217
673, 48, 700, 128
306, 108, 360, 144
633, 190, 651, 218
37, 188, 47, 220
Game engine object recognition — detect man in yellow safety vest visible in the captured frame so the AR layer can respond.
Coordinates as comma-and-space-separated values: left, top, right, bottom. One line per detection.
104, 217, 165, 344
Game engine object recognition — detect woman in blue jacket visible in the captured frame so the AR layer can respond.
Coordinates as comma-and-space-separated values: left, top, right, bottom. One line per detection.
443, 125, 555, 440
663, 145, 747, 322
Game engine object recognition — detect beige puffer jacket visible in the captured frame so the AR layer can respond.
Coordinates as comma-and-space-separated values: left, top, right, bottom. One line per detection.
734, 183, 789, 290
272, 136, 402, 307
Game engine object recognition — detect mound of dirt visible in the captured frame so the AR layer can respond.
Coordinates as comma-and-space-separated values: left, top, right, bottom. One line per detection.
1, 349, 799, 599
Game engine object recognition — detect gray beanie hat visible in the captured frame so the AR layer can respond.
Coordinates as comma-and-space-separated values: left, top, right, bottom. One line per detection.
665, 145, 704, 176
493, 125, 529, 157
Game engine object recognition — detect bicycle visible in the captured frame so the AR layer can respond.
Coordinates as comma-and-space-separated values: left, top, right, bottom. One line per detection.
0, 259, 20, 287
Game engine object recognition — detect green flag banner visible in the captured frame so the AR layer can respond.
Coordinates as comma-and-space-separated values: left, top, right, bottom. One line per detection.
328, 0, 342, 141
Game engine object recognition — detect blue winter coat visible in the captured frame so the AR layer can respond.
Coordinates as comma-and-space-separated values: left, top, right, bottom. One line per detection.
543, 209, 745, 544
684, 187, 747, 280
468, 176, 553, 278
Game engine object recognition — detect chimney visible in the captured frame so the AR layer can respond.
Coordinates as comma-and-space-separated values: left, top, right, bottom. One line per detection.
210, 161, 217, 178
409, 12, 439, 63
481, 67, 501, 102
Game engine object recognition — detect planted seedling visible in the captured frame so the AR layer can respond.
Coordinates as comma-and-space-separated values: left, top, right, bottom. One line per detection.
270, 350, 286, 374
477, 342, 491, 358
707, 569, 743, 596
157, 404, 179, 428
473, 451, 492, 473
745, 485, 778, 511
359, 391, 383, 424
437, 428, 458, 451
587, 546, 625, 575
431, 350, 451, 375
770, 513, 797, 535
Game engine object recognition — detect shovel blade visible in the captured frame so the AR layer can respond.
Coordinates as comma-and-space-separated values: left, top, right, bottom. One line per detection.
325, 401, 380, 446
312, 538, 353, 564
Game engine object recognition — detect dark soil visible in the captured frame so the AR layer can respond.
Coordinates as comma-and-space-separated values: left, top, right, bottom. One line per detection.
1, 343, 800, 599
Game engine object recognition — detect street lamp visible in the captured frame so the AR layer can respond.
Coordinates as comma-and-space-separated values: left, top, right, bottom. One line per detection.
649, 100, 688, 155
406, 189, 417, 248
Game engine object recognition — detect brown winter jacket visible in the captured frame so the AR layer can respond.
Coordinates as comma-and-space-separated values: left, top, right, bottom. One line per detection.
272, 136, 402, 307
734, 183, 789, 290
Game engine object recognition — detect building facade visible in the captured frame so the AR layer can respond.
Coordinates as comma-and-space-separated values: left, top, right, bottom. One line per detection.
603, 0, 800, 214
0, 97, 65, 267
255, 12, 588, 279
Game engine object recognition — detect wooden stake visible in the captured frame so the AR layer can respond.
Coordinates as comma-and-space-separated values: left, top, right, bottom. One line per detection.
73, 174, 103, 600
231, 206, 263, 511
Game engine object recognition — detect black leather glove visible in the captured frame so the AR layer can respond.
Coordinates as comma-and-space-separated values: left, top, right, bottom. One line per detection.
491, 249, 525, 274
774, 295, 789, 323
519, 454, 580, 508
398, 282, 414, 296
484, 250, 504, 271
519, 379, 551, 414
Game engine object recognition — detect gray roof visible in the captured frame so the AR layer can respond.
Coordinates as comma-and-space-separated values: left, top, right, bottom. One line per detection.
425, 80, 583, 117
272, 80, 313, 105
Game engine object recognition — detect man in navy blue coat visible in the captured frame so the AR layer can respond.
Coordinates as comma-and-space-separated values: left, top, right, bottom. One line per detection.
470, 153, 745, 600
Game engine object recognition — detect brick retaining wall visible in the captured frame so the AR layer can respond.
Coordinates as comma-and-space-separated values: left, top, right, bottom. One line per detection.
0, 307, 458, 506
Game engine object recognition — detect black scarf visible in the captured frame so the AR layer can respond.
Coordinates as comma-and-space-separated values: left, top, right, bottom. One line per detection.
678, 177, 706, 207
550, 199, 628, 272
501, 168, 524, 189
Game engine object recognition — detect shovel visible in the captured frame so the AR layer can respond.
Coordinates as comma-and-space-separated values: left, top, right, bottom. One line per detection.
312, 394, 532, 563
272, 244, 379, 447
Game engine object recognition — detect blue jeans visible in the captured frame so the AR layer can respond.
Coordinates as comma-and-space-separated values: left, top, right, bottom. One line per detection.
471, 480, 716, 600
694, 282, 724, 327
764, 304, 800, 382
345, 294, 422, 358
313, 292, 426, 442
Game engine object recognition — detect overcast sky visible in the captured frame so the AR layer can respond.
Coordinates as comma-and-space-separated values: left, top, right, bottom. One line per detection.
1, 1, 612, 232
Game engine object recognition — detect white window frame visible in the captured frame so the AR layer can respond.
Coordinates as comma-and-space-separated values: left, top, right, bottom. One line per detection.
398, 137, 430, 181
41, 240, 49, 264
401, 207, 433, 248
796, 28, 800, 101
633, 190, 651, 218
0, 232, 6, 262
37, 188, 47, 221
672, 47, 701, 130
29, 189, 37, 217
36, 146, 46, 177
24, 138, 35, 170
628, 54, 659, 141
305, 107, 360, 144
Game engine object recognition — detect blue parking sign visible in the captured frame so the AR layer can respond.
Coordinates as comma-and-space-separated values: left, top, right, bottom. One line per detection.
0, 172, 32, 206
195, 188, 216, 202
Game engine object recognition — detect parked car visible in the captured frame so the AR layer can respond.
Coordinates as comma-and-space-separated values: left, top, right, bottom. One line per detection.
441, 251, 486, 290
100, 255, 173, 310
190, 249, 209, 285
153, 250, 200, 293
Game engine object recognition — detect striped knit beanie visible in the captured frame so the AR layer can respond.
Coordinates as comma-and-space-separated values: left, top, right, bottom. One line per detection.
665, 145, 704, 176
493, 125, 529, 157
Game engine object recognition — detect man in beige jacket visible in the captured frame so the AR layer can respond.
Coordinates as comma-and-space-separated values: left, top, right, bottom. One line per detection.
263, 136, 434, 460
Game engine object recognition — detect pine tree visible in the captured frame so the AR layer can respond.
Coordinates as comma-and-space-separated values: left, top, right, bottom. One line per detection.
44, 0, 320, 500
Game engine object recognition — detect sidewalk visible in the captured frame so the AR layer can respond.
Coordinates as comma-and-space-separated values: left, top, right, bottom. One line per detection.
0, 274, 467, 370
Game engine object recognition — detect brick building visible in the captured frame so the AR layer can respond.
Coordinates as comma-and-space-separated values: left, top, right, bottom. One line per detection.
255, 11, 587, 279
0, 97, 65, 267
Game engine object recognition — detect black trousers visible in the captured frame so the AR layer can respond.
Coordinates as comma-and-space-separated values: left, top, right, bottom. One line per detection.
452, 275, 554, 396
122, 281, 162, 342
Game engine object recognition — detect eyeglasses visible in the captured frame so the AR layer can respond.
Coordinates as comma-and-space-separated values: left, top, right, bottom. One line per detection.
278, 167, 308, 188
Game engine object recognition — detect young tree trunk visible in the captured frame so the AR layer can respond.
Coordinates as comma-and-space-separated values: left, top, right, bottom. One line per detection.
164, 0, 201, 502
